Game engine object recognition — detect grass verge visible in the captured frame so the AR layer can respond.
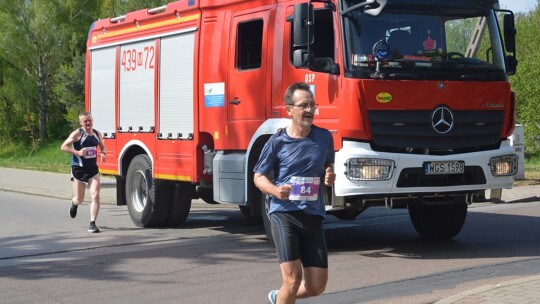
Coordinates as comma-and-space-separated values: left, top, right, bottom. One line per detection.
0, 139, 70, 173
517, 155, 540, 186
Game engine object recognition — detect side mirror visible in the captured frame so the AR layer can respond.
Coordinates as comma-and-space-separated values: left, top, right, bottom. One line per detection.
293, 3, 314, 47
503, 13, 516, 53
309, 57, 340, 75
501, 11, 517, 75
505, 55, 517, 76
293, 49, 311, 67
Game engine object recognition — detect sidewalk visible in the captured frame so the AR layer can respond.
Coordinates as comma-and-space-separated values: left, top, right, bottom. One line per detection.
435, 275, 540, 304
1, 167, 539, 303
0, 167, 233, 209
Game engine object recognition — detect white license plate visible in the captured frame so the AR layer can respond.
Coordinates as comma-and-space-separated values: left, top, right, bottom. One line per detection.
423, 161, 465, 175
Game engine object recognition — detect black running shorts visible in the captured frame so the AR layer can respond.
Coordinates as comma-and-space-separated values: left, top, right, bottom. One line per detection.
270, 211, 328, 268
71, 166, 99, 183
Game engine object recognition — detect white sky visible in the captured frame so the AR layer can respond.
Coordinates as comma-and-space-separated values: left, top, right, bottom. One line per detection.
498, 0, 538, 13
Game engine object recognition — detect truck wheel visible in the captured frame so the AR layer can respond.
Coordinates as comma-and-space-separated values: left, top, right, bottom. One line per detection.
332, 209, 360, 220
239, 205, 262, 222
260, 193, 275, 247
126, 154, 171, 227
239, 205, 251, 218
408, 201, 467, 240
166, 182, 193, 227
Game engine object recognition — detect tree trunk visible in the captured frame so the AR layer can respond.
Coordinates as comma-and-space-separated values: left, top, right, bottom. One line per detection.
37, 57, 48, 144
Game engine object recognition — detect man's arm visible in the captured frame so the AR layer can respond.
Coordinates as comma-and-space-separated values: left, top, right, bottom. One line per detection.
254, 172, 292, 201
324, 164, 336, 186
60, 130, 83, 156
97, 130, 107, 160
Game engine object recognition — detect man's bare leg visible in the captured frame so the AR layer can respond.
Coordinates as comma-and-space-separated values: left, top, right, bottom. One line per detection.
276, 261, 328, 304
72, 178, 86, 205
277, 260, 303, 304
295, 267, 328, 299
88, 176, 101, 222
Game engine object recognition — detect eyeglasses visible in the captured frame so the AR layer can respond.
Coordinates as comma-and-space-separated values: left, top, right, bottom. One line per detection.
290, 103, 318, 111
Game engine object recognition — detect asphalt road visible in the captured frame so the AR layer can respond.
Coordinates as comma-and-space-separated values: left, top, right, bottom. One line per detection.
2, 190, 540, 304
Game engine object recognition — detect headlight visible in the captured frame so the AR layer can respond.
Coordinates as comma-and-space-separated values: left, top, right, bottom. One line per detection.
490, 154, 518, 176
345, 158, 394, 181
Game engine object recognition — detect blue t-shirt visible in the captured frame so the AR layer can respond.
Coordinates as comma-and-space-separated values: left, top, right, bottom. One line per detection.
71, 128, 100, 168
253, 125, 334, 217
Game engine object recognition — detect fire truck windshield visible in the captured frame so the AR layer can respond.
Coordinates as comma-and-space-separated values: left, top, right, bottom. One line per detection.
341, 8, 508, 81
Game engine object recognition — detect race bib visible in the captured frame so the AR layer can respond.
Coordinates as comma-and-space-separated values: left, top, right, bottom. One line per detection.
83, 147, 97, 159
288, 176, 320, 201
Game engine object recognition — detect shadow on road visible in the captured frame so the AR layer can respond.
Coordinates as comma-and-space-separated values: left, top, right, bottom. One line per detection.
324, 205, 540, 261
2, 202, 540, 287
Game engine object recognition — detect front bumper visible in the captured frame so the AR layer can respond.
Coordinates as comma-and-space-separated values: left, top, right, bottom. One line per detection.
334, 140, 516, 197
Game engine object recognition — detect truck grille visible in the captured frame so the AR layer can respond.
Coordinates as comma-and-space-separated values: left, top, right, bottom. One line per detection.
368, 110, 504, 154
396, 166, 486, 188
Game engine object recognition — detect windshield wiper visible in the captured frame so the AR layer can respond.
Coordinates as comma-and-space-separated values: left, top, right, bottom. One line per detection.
460, 74, 488, 80
389, 72, 422, 80
369, 68, 423, 80
457, 62, 500, 80
437, 59, 500, 80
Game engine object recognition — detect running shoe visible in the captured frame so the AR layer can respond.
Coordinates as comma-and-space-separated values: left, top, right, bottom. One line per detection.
88, 222, 100, 233
69, 201, 78, 218
268, 290, 278, 304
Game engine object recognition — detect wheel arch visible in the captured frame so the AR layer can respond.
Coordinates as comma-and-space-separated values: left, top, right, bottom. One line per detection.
244, 118, 290, 214
118, 140, 154, 177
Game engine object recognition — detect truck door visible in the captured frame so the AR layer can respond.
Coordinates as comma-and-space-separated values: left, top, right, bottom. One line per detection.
280, 5, 340, 131
227, 11, 269, 149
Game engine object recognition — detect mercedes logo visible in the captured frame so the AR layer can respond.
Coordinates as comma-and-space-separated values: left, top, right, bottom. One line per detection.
431, 106, 454, 134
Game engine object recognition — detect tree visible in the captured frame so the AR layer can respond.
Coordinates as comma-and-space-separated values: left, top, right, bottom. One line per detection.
0, 50, 39, 139
52, 0, 103, 133
512, 8, 540, 156
0, 0, 103, 144
0, 1, 61, 143
100, 0, 168, 17
53, 53, 86, 131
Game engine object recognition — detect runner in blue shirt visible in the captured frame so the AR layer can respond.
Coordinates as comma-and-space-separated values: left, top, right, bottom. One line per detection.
254, 82, 335, 304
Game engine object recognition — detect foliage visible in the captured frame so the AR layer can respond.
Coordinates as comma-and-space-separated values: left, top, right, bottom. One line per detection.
53, 53, 86, 131
0, 0, 103, 144
0, 1, 65, 143
100, 0, 168, 17
512, 9, 540, 156
0, 62, 37, 142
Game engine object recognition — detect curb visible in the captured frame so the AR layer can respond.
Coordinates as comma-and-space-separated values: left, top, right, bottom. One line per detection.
435, 275, 540, 303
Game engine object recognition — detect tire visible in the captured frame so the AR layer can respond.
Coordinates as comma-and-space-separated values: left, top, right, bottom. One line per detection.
239, 205, 262, 223
332, 209, 360, 220
408, 200, 468, 240
166, 182, 193, 227
125, 154, 171, 227
261, 193, 275, 247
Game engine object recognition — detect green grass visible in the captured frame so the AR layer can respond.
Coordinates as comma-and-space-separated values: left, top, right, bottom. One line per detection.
0, 139, 71, 173
527, 155, 540, 166
525, 155, 540, 180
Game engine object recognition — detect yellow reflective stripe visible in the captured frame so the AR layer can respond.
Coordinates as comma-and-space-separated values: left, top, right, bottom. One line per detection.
95, 13, 200, 41
155, 173, 192, 182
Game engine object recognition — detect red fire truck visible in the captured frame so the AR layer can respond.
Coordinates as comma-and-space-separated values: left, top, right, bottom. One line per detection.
86, 0, 518, 239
